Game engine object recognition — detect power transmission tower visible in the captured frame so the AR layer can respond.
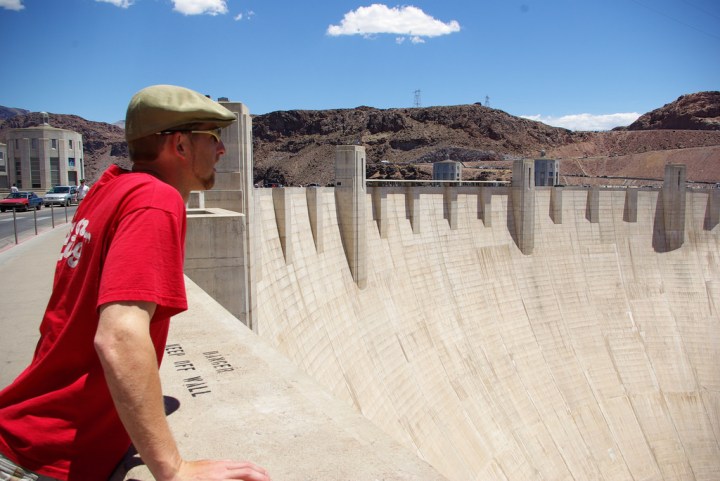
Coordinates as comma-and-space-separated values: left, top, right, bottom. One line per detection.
414, 89, 422, 108
484, 95, 490, 107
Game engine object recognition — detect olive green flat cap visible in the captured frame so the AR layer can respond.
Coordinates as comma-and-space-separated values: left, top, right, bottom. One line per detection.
125, 85, 236, 142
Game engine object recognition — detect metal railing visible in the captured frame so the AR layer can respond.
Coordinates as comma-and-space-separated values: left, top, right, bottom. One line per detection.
2, 204, 73, 249
365, 179, 511, 188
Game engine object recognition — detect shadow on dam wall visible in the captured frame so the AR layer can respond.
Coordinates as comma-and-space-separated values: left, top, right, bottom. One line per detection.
253, 186, 720, 481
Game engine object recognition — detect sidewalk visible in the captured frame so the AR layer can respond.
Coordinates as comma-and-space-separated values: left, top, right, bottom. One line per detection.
0, 226, 70, 387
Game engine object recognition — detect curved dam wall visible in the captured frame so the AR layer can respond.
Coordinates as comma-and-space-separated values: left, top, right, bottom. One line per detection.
253, 185, 720, 481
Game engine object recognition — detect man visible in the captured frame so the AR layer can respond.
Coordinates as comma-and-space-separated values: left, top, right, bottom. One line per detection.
10, 184, 18, 194
0, 85, 271, 481
76, 179, 89, 202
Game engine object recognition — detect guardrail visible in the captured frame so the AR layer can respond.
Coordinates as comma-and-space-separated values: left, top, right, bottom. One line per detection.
2, 204, 73, 248
365, 179, 511, 187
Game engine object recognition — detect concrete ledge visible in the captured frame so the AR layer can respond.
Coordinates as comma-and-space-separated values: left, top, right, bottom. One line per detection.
119, 277, 447, 481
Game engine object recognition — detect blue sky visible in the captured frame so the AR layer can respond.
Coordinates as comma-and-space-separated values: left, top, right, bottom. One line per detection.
0, 0, 717, 131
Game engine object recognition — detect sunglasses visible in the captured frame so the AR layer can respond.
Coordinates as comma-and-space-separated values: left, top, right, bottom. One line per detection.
157, 128, 222, 143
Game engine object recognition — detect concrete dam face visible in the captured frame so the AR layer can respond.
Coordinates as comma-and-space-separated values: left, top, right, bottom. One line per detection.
252, 185, 720, 481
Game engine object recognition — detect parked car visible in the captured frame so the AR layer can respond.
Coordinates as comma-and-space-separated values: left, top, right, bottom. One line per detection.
0, 192, 43, 212
43, 185, 77, 207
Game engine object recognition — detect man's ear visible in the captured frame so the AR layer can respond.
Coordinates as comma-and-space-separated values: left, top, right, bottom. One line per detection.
169, 132, 190, 160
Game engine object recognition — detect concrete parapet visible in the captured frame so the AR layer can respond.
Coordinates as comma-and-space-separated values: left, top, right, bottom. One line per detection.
272, 188, 293, 265
550, 186, 562, 224
334, 145, 367, 289
444, 186, 458, 230
306, 187, 324, 253
405, 187, 421, 234
185, 208, 255, 328
661, 163, 687, 250
624, 188, 638, 223
200, 190, 244, 212
586, 186, 600, 223
372, 186, 388, 239
511, 159, 535, 254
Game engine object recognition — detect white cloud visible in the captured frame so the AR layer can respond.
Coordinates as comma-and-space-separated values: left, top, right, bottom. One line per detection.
95, 0, 133, 7
327, 4, 460, 43
0, 0, 24, 11
172, 0, 228, 16
521, 112, 641, 131
234, 10, 254, 21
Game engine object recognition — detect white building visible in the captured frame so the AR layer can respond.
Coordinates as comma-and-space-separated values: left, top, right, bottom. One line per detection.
5, 113, 84, 191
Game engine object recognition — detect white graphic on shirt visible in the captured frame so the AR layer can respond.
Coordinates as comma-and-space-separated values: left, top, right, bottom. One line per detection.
60, 219, 92, 268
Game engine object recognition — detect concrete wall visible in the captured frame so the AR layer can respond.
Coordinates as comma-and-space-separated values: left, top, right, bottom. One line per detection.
253, 185, 720, 481
184, 208, 253, 327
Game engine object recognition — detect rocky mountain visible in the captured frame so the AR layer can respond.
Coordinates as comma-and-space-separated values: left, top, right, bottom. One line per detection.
624, 91, 720, 131
0, 91, 718, 187
0, 106, 29, 121
251, 92, 720, 186
252, 104, 585, 186
0, 112, 128, 183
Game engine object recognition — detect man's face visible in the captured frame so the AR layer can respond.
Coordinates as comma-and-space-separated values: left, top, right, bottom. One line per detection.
187, 126, 225, 191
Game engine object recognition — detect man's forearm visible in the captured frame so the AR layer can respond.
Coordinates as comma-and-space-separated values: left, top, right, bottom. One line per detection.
95, 302, 182, 481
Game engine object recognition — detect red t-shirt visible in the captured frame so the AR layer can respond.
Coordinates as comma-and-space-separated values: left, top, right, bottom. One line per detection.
0, 165, 188, 480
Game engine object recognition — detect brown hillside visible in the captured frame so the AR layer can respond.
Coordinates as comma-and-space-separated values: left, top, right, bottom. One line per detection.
0, 112, 128, 183
624, 91, 720, 131
0, 91, 718, 187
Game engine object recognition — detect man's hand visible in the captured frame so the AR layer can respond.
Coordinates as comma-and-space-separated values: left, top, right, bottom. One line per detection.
170, 459, 271, 481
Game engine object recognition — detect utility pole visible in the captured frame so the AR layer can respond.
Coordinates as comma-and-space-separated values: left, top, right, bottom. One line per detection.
414, 89, 422, 108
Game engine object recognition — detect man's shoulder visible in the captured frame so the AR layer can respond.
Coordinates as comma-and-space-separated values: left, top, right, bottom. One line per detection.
94, 166, 184, 215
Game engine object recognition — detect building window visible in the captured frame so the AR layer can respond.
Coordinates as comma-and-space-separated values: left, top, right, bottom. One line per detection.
15, 159, 22, 187
68, 157, 76, 167
30, 157, 41, 188
50, 158, 60, 186
15, 139, 19, 149
31, 138, 38, 150
51, 139, 57, 149
68, 139, 73, 149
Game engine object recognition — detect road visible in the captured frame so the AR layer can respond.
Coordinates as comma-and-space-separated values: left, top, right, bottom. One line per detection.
0, 205, 78, 251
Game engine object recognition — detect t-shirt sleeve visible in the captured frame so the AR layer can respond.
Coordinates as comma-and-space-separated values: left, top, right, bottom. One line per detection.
97, 207, 187, 318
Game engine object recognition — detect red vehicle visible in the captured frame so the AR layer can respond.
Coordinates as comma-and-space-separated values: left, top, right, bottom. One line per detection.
0, 192, 43, 212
